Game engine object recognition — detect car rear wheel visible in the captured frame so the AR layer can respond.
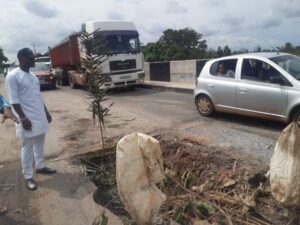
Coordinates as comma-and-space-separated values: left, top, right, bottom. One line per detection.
196, 95, 214, 116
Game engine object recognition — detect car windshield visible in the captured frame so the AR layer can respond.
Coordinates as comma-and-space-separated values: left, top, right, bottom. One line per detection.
270, 55, 300, 80
30, 64, 47, 72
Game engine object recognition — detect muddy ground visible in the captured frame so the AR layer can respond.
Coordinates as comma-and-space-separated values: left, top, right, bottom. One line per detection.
81, 133, 291, 225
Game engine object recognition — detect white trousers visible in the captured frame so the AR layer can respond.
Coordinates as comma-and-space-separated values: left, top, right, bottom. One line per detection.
21, 133, 46, 179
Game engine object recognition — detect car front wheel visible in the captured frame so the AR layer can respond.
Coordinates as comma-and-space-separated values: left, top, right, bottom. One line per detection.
196, 95, 214, 116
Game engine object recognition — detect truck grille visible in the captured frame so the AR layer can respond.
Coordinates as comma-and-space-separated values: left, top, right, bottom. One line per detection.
109, 59, 136, 71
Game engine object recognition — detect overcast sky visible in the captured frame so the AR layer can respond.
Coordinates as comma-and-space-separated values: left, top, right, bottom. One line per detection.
1, 0, 300, 62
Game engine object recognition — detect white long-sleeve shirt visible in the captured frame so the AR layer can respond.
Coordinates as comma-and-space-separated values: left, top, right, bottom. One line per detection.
5, 68, 49, 139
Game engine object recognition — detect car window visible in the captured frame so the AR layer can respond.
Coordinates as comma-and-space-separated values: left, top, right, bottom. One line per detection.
210, 59, 237, 78
270, 55, 300, 80
241, 59, 290, 86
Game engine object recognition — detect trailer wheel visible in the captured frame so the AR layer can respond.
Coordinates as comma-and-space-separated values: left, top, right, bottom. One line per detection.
62, 77, 69, 86
61, 69, 69, 86
69, 76, 78, 89
57, 78, 61, 86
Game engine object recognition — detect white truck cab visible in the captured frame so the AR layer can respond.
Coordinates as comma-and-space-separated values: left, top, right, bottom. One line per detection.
82, 21, 145, 89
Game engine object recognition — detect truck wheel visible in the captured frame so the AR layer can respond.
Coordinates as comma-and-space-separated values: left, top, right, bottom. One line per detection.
196, 95, 214, 116
61, 70, 69, 86
62, 76, 69, 86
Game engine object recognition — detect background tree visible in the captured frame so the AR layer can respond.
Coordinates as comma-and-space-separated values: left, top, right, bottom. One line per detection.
143, 28, 207, 61
295, 46, 300, 56
143, 29, 300, 61
205, 48, 217, 58
142, 42, 164, 62
223, 45, 231, 56
255, 46, 262, 52
278, 42, 295, 54
216, 46, 224, 57
0, 47, 8, 67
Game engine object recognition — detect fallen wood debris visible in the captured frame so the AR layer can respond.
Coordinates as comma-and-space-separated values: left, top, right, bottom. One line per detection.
80, 137, 291, 225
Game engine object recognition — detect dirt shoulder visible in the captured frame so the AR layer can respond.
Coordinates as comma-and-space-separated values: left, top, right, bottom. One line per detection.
0, 158, 123, 225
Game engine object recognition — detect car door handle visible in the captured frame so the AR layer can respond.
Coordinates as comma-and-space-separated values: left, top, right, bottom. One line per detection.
239, 88, 247, 93
208, 84, 214, 88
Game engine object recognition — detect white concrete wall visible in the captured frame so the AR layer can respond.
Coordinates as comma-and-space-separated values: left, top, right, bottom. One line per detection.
144, 59, 199, 84
144, 62, 150, 81
170, 60, 196, 84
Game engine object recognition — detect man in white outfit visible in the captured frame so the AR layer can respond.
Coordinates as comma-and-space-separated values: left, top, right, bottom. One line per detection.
5, 48, 56, 191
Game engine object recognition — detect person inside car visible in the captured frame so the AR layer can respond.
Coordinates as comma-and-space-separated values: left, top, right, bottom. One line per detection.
217, 63, 235, 77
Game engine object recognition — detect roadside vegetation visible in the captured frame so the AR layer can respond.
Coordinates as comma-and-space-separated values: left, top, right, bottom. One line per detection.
0, 47, 8, 73
142, 28, 300, 62
79, 31, 113, 148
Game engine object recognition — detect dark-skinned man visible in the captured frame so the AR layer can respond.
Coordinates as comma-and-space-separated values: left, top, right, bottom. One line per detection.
5, 48, 56, 191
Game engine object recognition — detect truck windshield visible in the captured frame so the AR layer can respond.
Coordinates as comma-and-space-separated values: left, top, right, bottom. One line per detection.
105, 34, 140, 54
270, 55, 300, 80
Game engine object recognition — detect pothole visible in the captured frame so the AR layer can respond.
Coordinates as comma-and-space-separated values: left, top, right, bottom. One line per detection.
79, 149, 130, 223
79, 137, 291, 225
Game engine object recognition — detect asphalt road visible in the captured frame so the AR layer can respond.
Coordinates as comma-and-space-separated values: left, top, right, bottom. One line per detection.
0, 76, 285, 163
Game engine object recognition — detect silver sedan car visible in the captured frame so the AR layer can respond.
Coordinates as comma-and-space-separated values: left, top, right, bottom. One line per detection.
194, 52, 300, 123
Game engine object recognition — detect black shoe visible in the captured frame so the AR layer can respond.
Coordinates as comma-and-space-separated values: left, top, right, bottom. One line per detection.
36, 167, 56, 174
25, 178, 37, 191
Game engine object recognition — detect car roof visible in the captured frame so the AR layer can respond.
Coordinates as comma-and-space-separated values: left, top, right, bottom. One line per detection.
213, 52, 291, 61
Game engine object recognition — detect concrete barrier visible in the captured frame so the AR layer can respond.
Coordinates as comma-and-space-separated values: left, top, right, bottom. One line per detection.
170, 60, 196, 84
144, 59, 209, 84
144, 62, 150, 81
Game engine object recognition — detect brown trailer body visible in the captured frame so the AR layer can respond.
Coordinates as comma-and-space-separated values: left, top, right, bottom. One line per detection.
49, 33, 81, 69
